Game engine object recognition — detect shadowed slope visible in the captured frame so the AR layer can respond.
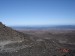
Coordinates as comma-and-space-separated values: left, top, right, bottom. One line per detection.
0, 22, 31, 41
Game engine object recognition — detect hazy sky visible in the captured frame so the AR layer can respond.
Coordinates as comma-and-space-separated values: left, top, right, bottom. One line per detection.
0, 0, 75, 26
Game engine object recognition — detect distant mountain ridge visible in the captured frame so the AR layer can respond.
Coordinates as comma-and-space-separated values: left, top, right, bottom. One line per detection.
11, 25, 75, 30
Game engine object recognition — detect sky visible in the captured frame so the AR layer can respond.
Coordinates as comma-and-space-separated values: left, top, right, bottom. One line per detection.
0, 0, 75, 26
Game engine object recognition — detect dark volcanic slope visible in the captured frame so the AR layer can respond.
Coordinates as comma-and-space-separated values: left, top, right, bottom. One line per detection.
0, 22, 75, 56
0, 22, 33, 53
0, 22, 31, 41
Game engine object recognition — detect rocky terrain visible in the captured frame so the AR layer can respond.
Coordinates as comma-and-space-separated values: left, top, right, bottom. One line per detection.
0, 22, 75, 56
